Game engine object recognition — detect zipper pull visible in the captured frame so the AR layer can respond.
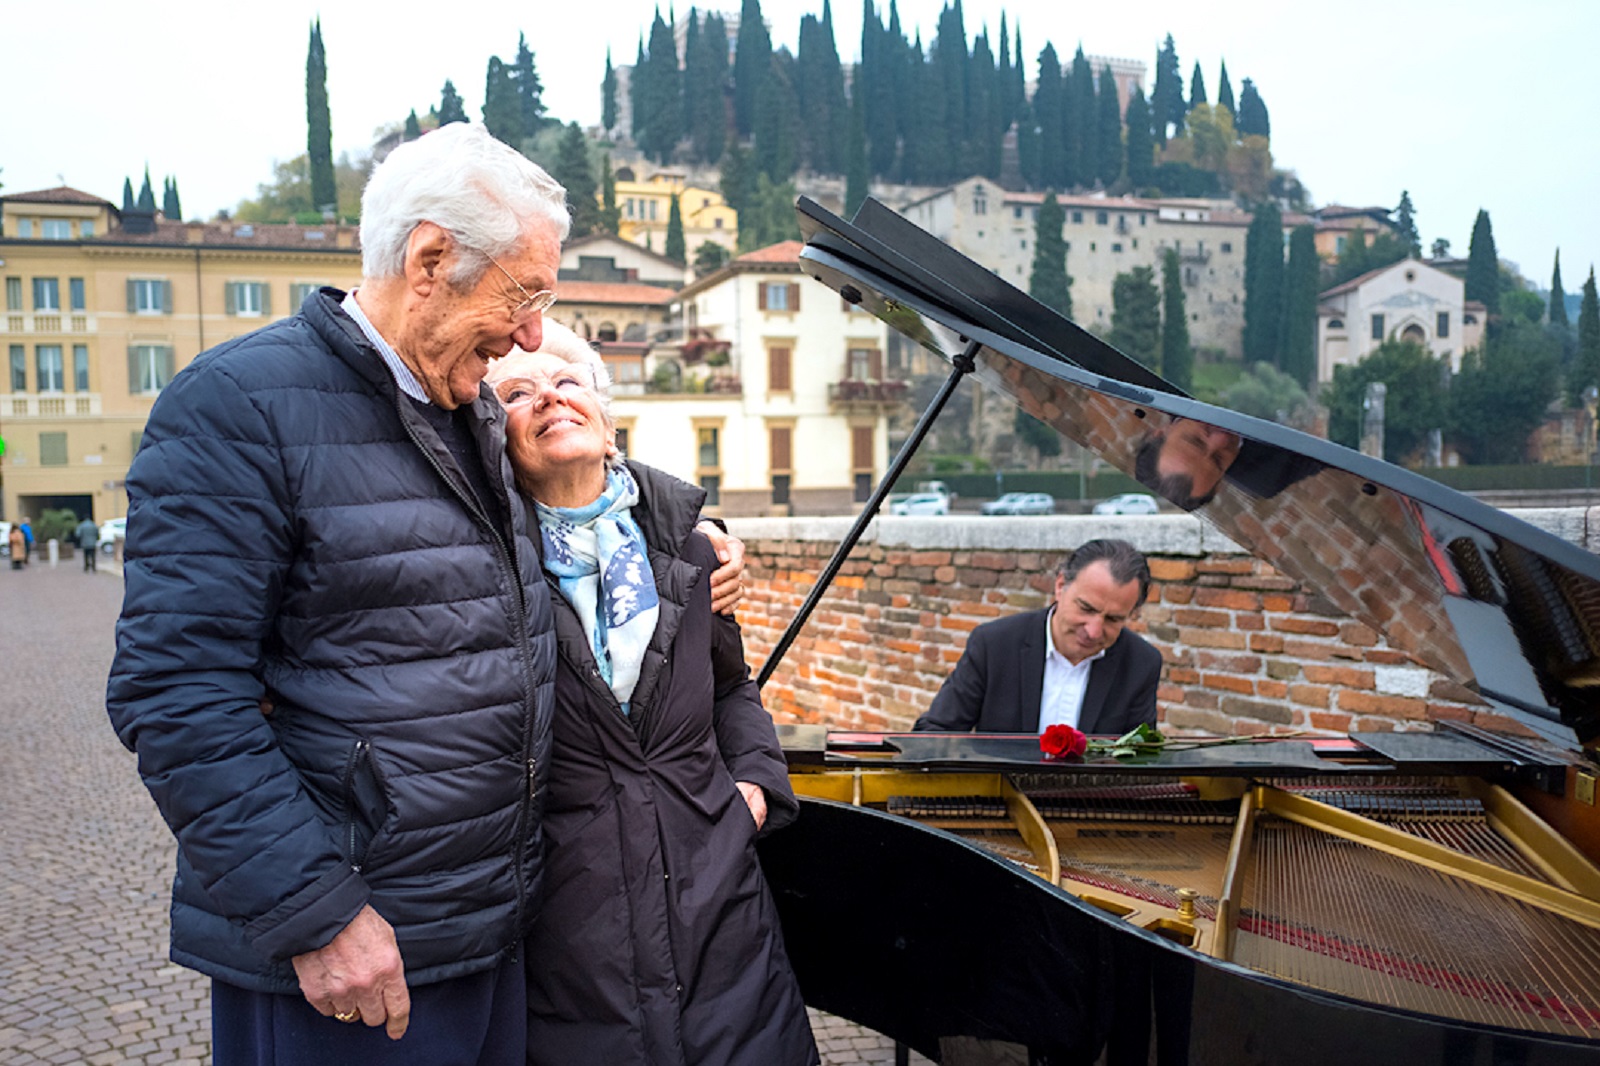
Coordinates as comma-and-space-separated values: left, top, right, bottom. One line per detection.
527, 756, 537, 799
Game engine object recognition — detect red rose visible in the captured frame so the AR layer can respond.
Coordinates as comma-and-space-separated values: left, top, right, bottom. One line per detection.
1040, 724, 1088, 759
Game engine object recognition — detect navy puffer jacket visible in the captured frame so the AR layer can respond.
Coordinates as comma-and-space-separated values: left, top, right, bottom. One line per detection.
106, 288, 553, 993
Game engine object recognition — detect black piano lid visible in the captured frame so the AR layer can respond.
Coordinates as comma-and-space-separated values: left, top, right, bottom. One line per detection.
795, 196, 1600, 751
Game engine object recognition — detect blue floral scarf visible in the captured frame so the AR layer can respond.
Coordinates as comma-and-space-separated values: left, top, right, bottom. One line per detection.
535, 465, 660, 714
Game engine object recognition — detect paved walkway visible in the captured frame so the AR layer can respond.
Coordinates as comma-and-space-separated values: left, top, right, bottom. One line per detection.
0, 561, 924, 1064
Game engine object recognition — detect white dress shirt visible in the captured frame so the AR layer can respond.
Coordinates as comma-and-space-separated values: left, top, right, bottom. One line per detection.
1038, 607, 1106, 733
342, 290, 429, 402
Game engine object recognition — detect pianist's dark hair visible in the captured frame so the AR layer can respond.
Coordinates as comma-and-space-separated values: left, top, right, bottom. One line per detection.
1057, 538, 1151, 605
1134, 432, 1213, 512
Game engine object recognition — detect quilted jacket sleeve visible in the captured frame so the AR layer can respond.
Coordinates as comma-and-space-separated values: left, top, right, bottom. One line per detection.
106, 353, 368, 963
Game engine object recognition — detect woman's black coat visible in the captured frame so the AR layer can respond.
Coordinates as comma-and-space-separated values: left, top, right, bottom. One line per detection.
524, 461, 817, 1066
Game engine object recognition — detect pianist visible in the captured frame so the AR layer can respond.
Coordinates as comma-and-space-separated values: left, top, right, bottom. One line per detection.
913, 538, 1161, 735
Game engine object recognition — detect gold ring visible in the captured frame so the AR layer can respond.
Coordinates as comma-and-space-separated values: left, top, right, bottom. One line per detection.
334, 1009, 360, 1023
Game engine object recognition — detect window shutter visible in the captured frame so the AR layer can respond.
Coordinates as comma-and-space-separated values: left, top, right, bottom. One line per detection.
126, 280, 136, 314
769, 347, 792, 392
870, 349, 883, 379
261, 284, 272, 317
159, 346, 176, 389
757, 283, 767, 311
225, 282, 237, 315
161, 280, 173, 314
126, 346, 139, 392
770, 426, 792, 472
789, 283, 800, 312
852, 426, 873, 469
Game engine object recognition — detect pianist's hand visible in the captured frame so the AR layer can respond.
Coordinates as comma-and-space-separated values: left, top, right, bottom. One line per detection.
736, 781, 768, 830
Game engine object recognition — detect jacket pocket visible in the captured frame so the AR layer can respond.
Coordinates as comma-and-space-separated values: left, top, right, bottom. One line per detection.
339, 739, 389, 872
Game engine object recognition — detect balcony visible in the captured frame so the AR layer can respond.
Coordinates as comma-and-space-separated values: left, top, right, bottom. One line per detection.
0, 393, 102, 417
828, 378, 910, 409
3, 312, 92, 334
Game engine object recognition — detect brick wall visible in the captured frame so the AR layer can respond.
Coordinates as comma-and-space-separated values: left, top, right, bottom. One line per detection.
729, 510, 1597, 738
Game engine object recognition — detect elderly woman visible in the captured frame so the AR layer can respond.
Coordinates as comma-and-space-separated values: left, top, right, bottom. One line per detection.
486, 323, 817, 1066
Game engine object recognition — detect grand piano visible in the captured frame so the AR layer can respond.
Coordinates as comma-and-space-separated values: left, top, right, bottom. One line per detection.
754, 197, 1600, 1064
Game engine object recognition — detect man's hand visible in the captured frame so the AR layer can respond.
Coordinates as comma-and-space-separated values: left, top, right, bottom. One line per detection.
292, 904, 411, 1040
697, 522, 747, 616
736, 781, 768, 830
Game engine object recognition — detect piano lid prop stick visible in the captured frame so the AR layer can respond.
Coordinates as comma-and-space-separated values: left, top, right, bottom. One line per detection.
756, 337, 982, 689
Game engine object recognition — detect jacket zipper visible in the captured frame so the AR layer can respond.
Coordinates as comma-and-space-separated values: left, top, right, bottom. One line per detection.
341, 739, 372, 871
393, 390, 540, 943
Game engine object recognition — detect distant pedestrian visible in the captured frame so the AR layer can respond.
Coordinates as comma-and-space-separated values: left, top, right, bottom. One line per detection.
8, 525, 24, 570
18, 519, 32, 566
74, 516, 99, 572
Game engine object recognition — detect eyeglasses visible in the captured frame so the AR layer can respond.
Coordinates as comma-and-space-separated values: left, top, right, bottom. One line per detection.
493, 366, 595, 407
482, 251, 558, 324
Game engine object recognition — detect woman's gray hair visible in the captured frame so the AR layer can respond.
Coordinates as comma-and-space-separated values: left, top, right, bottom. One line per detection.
360, 122, 571, 287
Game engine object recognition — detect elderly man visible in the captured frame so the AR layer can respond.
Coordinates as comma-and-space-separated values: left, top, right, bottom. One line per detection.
109, 123, 569, 1065
913, 539, 1162, 735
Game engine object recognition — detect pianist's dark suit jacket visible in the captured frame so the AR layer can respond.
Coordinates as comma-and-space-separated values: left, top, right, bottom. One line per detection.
912, 607, 1162, 734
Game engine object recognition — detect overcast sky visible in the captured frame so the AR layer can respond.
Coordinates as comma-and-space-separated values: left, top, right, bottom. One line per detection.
5, 0, 1595, 290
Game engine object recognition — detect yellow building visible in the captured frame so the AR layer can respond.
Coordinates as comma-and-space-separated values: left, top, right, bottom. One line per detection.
613, 171, 738, 258
0, 187, 361, 526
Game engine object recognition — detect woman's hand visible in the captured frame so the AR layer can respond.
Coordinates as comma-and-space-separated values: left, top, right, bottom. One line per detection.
736, 781, 768, 830
697, 522, 747, 616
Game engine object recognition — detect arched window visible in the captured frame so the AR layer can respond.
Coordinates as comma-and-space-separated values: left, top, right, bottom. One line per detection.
1327, 318, 1345, 330
597, 321, 618, 342
1401, 323, 1426, 344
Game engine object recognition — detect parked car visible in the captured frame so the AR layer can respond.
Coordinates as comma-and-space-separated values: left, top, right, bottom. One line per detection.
1092, 493, 1161, 516
980, 492, 1056, 516
890, 492, 950, 516
0, 521, 9, 557
99, 517, 127, 554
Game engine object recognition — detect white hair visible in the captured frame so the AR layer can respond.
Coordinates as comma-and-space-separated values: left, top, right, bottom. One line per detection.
487, 319, 615, 426
360, 122, 571, 285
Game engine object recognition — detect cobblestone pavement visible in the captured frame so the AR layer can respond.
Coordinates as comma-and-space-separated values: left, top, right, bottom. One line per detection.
0, 562, 925, 1065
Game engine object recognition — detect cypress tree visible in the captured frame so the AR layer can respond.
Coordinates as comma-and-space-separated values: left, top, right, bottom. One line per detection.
797, 6, 847, 174
638, 10, 684, 163
1394, 190, 1420, 257
1236, 78, 1269, 139
1160, 248, 1193, 390
1070, 48, 1097, 188
1465, 209, 1500, 316
1033, 45, 1064, 189
438, 80, 468, 125
1189, 61, 1207, 108
1243, 200, 1285, 365
733, 0, 772, 138
630, 37, 650, 146
1216, 61, 1234, 115
162, 177, 182, 220
137, 168, 156, 213
513, 33, 546, 139
845, 88, 870, 216
665, 194, 686, 262
1029, 192, 1072, 318
599, 154, 621, 234
1151, 34, 1183, 144
968, 31, 1001, 180
1016, 98, 1040, 188
602, 50, 618, 135
305, 21, 337, 214
685, 12, 725, 164
403, 109, 422, 141
1096, 64, 1122, 187
720, 142, 757, 220
1575, 269, 1600, 405
121, 178, 135, 213
1123, 87, 1153, 191
997, 14, 1015, 131
753, 50, 801, 180
551, 123, 601, 238
1551, 250, 1569, 328
930, 2, 967, 183
1008, 22, 1026, 146
1280, 224, 1320, 387
482, 57, 523, 147
1109, 266, 1162, 370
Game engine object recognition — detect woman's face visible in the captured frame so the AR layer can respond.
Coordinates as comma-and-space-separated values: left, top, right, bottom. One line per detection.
493, 351, 614, 502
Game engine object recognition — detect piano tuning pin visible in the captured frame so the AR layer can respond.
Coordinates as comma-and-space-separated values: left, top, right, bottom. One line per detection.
1176, 887, 1198, 920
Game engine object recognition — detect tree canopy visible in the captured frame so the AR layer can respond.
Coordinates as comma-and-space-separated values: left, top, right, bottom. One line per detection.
1160, 249, 1192, 390
1450, 320, 1560, 464
305, 21, 336, 214
1465, 209, 1500, 316
1325, 340, 1448, 465
1028, 193, 1072, 318
1108, 266, 1162, 371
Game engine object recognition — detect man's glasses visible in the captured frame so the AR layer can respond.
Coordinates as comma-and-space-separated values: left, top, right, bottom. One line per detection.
482, 251, 558, 324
